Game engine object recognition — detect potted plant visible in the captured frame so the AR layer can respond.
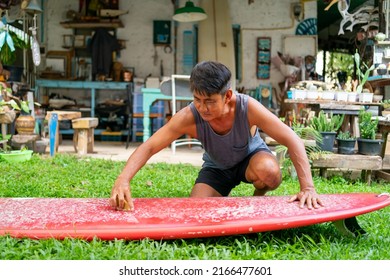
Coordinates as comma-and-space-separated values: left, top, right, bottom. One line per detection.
357, 109, 383, 156
309, 110, 344, 152
354, 50, 375, 102
14, 99, 40, 135
1, 85, 40, 135
276, 119, 322, 158
381, 99, 390, 110
336, 131, 356, 155
380, 99, 390, 117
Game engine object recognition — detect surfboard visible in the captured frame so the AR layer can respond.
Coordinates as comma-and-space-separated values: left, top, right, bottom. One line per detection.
198, 0, 236, 90
0, 193, 389, 240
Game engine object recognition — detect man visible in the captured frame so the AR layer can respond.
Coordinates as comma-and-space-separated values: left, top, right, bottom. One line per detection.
110, 61, 323, 211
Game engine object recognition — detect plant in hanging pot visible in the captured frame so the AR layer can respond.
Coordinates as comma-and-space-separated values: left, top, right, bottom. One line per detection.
309, 110, 345, 152
0, 23, 30, 81
357, 109, 383, 156
336, 131, 356, 155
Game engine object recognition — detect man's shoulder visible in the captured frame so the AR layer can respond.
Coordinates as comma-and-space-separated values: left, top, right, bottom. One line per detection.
172, 106, 196, 123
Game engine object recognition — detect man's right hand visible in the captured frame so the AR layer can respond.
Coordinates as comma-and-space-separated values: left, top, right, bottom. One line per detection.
109, 178, 134, 211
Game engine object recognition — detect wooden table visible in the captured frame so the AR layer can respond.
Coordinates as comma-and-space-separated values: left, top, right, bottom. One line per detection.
35, 79, 132, 118
284, 99, 383, 137
284, 99, 382, 112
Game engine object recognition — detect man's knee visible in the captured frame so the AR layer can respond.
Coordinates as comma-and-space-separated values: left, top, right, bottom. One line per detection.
248, 153, 282, 188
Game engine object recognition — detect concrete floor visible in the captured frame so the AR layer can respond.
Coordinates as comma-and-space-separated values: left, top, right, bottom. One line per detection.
53, 140, 204, 166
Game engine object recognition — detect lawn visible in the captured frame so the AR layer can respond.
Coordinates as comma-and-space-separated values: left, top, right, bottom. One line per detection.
0, 154, 389, 260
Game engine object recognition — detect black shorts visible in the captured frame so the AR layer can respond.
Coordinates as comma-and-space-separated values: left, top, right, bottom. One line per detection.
194, 148, 272, 196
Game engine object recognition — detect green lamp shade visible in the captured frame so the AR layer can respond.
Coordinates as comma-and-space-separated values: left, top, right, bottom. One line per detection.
173, 1, 207, 22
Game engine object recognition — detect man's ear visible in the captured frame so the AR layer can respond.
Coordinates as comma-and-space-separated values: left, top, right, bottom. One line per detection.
224, 89, 233, 103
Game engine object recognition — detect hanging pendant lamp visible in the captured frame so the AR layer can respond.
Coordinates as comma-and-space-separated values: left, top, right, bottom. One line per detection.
173, 1, 207, 22
21, 0, 43, 14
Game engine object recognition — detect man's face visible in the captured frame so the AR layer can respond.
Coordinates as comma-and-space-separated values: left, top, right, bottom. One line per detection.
192, 92, 226, 121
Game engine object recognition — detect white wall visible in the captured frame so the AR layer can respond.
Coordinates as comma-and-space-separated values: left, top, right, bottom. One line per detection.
42, 0, 317, 91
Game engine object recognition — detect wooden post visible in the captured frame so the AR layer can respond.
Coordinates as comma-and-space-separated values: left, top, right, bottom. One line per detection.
49, 113, 58, 156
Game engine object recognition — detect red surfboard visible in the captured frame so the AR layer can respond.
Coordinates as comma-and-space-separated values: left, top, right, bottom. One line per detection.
1, 193, 389, 240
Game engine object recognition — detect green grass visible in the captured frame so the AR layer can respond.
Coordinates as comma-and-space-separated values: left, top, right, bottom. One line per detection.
0, 154, 389, 260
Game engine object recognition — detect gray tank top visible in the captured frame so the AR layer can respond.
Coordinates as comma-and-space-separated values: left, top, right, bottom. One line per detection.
190, 93, 269, 169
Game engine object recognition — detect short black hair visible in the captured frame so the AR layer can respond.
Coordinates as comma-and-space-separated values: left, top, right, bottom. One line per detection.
190, 61, 231, 96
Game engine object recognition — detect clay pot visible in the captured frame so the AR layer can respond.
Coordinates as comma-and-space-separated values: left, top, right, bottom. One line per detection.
15, 115, 35, 135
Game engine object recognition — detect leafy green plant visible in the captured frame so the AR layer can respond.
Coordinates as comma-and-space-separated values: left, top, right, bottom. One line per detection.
0, 30, 30, 65
309, 111, 344, 132
1, 96, 39, 116
337, 131, 356, 140
354, 50, 375, 94
381, 99, 390, 109
0, 84, 15, 113
0, 99, 19, 112
325, 52, 354, 83
358, 110, 379, 140
1, 84, 40, 115
275, 119, 323, 170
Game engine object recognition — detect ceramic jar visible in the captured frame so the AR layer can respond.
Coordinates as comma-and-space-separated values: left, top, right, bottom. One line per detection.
15, 115, 35, 135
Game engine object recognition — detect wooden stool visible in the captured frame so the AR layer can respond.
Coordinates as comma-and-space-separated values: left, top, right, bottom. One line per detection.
45, 111, 82, 156
72, 118, 99, 155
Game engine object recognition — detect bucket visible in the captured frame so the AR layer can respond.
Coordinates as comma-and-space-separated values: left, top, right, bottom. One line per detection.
0, 150, 33, 162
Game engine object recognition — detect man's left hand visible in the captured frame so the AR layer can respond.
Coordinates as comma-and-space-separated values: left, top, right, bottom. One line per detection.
288, 188, 324, 209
